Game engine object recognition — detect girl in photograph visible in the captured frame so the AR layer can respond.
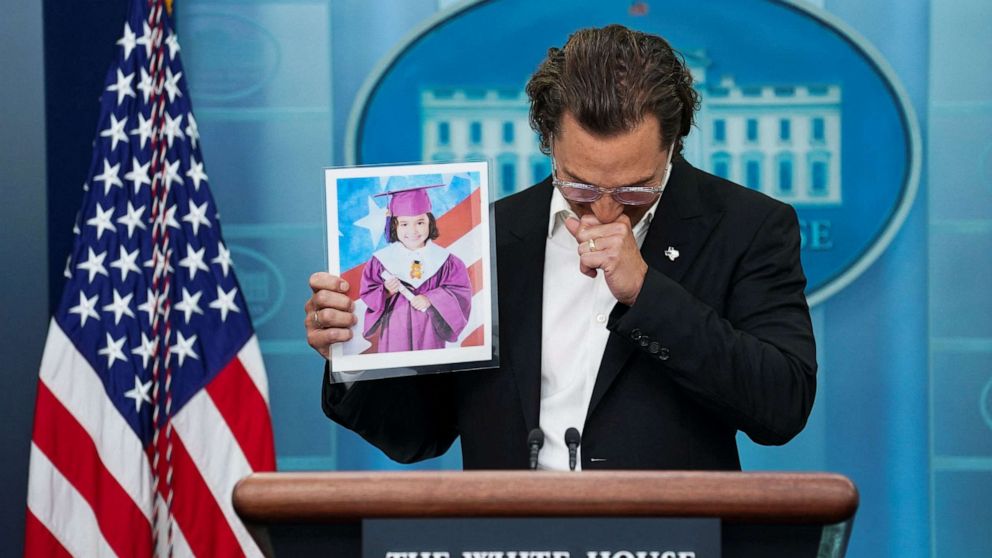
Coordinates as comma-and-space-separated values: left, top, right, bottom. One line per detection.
359, 184, 473, 352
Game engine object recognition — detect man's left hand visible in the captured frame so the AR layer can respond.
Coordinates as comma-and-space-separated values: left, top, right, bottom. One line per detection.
564, 214, 647, 306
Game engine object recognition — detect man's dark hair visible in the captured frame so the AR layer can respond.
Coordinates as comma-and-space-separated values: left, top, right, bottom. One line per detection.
526, 24, 700, 156
388, 212, 440, 243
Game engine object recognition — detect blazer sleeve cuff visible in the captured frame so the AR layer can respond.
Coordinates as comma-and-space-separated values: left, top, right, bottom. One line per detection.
607, 266, 707, 373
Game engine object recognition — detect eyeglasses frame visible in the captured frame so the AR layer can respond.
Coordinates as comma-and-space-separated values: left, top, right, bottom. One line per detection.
549, 144, 675, 206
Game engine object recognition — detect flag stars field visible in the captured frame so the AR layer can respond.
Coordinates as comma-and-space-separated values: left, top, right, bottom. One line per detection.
93, 159, 123, 194
163, 158, 183, 187
110, 246, 142, 281
123, 375, 153, 412
106, 69, 136, 106
212, 242, 233, 277
174, 287, 204, 324
163, 111, 184, 147
68, 291, 100, 326
186, 157, 208, 190
116, 201, 147, 238
182, 199, 211, 235
131, 332, 156, 369
100, 113, 130, 150
209, 286, 241, 322
185, 112, 200, 148
124, 156, 151, 192
130, 111, 153, 147
179, 244, 209, 279
164, 67, 183, 102
77, 247, 109, 283
161, 204, 182, 232
102, 290, 136, 325
116, 22, 138, 60
137, 288, 158, 323
98, 332, 128, 368
165, 31, 181, 59
135, 20, 153, 58
170, 331, 199, 366
86, 203, 117, 239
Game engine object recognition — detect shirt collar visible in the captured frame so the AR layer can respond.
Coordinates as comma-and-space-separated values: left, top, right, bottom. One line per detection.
547, 186, 663, 239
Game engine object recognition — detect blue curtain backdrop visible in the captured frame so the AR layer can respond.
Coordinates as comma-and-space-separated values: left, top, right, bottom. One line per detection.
18, 0, 989, 556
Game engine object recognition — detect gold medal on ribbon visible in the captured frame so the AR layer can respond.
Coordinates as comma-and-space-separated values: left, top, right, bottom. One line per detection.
410, 260, 423, 280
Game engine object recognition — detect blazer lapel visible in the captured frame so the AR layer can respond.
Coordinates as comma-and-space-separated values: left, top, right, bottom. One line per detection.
498, 182, 552, 433
586, 161, 724, 418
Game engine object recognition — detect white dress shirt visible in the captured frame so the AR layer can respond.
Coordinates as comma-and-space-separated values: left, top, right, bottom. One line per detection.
538, 188, 659, 470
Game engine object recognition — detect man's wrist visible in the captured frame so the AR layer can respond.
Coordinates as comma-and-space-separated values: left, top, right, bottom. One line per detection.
617, 260, 649, 306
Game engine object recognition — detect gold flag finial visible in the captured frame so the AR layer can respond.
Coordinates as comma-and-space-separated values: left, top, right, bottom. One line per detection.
166, 0, 173, 15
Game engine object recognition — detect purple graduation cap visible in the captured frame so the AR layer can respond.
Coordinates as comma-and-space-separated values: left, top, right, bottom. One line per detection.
374, 184, 445, 242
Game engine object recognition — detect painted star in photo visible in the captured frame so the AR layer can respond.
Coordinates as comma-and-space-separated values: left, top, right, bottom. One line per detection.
354, 196, 389, 247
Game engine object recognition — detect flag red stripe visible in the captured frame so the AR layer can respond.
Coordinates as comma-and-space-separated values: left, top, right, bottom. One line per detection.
206, 356, 277, 472
24, 509, 73, 558
466, 259, 484, 295
460, 325, 485, 348
434, 187, 482, 248
342, 263, 365, 301
32, 383, 152, 558
168, 434, 245, 558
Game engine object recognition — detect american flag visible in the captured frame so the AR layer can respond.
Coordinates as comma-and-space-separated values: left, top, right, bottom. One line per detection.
25, 1, 275, 556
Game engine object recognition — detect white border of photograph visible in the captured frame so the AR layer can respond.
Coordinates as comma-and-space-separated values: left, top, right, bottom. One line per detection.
325, 161, 493, 374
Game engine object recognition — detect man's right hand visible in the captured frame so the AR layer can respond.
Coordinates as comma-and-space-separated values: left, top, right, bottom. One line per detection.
306, 272, 358, 359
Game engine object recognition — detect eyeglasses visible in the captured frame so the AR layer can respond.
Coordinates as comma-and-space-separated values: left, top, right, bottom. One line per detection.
550, 148, 674, 206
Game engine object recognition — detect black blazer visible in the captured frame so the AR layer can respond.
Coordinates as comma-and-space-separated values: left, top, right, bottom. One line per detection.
323, 159, 817, 470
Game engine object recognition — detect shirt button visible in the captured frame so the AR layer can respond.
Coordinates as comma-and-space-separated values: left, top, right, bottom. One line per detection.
595, 313, 606, 324
658, 347, 670, 360
648, 341, 661, 354
630, 329, 643, 341
639, 338, 650, 348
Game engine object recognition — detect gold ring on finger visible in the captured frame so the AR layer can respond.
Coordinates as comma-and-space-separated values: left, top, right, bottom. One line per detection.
312, 310, 324, 329
587, 238, 598, 252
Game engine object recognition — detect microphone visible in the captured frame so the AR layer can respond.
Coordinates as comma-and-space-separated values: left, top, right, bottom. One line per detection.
527, 428, 544, 470
565, 427, 581, 471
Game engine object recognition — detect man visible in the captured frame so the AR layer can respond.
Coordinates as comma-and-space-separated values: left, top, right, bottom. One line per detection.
305, 25, 816, 471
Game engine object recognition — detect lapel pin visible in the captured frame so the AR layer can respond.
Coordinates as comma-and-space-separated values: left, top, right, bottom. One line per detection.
665, 246, 680, 261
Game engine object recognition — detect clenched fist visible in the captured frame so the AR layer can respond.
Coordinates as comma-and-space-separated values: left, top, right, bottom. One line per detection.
564, 214, 648, 306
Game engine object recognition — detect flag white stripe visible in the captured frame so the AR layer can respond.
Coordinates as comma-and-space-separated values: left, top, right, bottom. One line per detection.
447, 224, 485, 346
38, 321, 154, 520
447, 222, 483, 266
237, 335, 270, 405
27, 443, 119, 558
343, 298, 374, 355
154, 497, 195, 558
455, 290, 486, 345
172, 389, 263, 558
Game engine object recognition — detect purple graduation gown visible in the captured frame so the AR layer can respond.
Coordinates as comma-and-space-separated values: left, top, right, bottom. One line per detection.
359, 252, 473, 352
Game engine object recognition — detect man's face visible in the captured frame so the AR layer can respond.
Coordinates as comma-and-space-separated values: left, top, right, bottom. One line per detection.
552, 111, 669, 226
396, 214, 430, 250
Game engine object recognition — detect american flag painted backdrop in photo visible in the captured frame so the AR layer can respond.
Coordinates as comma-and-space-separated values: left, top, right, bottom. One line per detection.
25, 0, 275, 556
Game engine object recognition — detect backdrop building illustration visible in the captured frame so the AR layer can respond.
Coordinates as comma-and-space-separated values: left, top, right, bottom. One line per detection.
420, 52, 841, 206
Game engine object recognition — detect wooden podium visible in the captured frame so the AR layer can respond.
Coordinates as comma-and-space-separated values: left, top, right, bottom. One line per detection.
233, 471, 858, 558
